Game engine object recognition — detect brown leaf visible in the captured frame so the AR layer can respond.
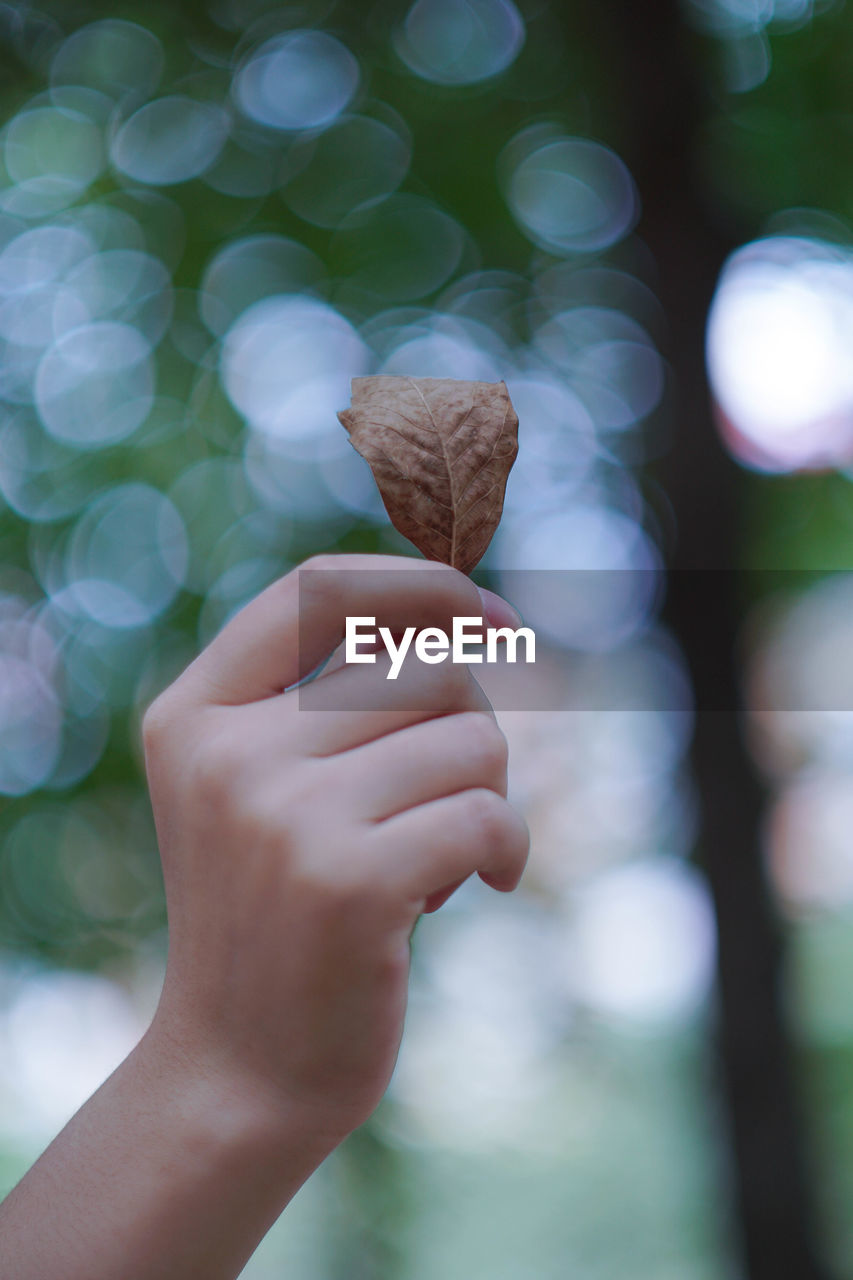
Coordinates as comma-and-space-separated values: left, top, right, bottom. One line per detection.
337, 376, 519, 575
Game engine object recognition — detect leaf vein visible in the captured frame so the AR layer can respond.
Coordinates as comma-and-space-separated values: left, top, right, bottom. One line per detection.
453, 424, 507, 507
364, 420, 443, 460
370, 445, 454, 511
456, 477, 504, 526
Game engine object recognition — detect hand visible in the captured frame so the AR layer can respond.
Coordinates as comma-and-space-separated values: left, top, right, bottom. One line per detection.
142, 554, 530, 1145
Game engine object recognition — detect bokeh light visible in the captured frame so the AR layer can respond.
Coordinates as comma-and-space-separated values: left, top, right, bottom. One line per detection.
567, 858, 717, 1025
393, 0, 526, 85
0, 594, 62, 795
5, 104, 104, 203
767, 770, 853, 914
111, 97, 230, 187
533, 305, 664, 432
0, 963, 148, 1143
502, 128, 639, 256
36, 322, 154, 446
50, 19, 165, 104
708, 233, 853, 471
221, 294, 368, 452
52, 482, 188, 629
686, 0, 820, 34
233, 30, 359, 131
199, 233, 326, 336
282, 113, 411, 228
332, 194, 467, 302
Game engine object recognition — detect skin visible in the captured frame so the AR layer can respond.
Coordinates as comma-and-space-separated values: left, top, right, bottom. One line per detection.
0, 554, 530, 1279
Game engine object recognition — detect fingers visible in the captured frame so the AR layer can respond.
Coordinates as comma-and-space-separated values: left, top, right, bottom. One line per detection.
230, 654, 497, 761
293, 642, 497, 755
369, 787, 530, 904
337, 711, 508, 821
179, 553, 519, 707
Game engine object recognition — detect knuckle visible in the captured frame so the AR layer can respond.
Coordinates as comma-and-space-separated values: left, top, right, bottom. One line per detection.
141, 697, 168, 750
300, 554, 345, 595
461, 787, 509, 846
459, 712, 508, 774
301, 552, 338, 577
426, 569, 483, 630
141, 692, 182, 759
296, 554, 342, 614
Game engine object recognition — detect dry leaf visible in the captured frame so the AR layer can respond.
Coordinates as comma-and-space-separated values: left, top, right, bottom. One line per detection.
337, 375, 519, 574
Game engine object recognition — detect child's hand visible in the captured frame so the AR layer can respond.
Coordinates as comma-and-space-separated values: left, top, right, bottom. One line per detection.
142, 554, 529, 1147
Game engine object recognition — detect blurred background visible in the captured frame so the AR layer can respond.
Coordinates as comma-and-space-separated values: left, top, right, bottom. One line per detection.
1, 0, 853, 1276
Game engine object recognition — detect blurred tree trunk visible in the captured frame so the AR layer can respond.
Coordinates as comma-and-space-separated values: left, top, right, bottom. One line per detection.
574, 2, 830, 1277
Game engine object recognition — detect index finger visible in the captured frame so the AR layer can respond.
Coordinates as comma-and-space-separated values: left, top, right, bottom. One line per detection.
180, 553, 521, 706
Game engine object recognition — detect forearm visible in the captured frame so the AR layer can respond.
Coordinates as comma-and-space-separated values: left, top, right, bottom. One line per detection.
0, 1025, 337, 1280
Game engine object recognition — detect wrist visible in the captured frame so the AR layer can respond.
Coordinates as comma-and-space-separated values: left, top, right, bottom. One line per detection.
134, 1018, 344, 1186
